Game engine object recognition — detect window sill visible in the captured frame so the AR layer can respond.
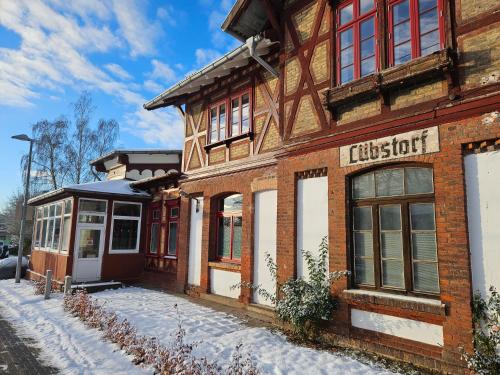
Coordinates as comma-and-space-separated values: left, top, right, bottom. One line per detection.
204, 132, 253, 151
326, 49, 453, 110
108, 250, 140, 255
343, 289, 446, 316
164, 255, 177, 260
208, 261, 241, 272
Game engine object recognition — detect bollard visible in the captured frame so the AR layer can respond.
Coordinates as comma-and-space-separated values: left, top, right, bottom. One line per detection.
63, 275, 72, 294
44, 270, 53, 300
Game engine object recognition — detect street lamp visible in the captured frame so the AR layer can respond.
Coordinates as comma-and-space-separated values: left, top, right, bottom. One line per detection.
11, 134, 34, 283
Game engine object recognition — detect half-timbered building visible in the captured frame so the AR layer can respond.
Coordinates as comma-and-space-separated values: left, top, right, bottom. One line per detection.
144, 0, 500, 372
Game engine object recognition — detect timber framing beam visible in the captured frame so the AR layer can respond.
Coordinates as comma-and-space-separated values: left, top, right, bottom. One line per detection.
261, 0, 280, 34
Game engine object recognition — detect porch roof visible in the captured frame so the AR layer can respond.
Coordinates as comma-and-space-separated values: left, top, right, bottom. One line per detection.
28, 179, 151, 206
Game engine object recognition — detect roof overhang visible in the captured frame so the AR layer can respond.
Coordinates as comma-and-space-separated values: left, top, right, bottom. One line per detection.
143, 38, 277, 110
130, 170, 181, 189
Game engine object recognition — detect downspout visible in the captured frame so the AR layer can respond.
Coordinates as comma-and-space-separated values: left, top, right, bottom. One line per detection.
246, 35, 278, 78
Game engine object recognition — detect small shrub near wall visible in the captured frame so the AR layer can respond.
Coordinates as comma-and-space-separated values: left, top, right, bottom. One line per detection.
63, 291, 259, 375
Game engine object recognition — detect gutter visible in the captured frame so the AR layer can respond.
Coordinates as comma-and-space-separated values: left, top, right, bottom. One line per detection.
246, 35, 278, 78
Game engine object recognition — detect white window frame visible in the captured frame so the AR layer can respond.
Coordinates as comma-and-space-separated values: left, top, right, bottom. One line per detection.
78, 198, 107, 225
60, 198, 74, 254
109, 201, 142, 254
33, 198, 74, 254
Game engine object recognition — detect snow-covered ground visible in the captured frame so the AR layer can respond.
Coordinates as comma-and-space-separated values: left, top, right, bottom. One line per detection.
0, 280, 400, 375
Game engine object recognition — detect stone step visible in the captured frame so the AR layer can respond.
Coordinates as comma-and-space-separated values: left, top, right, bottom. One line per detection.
71, 281, 123, 294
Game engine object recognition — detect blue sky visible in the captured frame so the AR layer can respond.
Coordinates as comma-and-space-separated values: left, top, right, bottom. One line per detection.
0, 0, 239, 207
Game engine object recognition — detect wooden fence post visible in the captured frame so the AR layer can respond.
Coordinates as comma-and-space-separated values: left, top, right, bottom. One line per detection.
44, 270, 52, 300
64, 276, 72, 294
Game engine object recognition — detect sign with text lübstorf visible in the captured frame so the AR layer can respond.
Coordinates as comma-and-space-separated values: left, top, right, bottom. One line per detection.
340, 126, 440, 167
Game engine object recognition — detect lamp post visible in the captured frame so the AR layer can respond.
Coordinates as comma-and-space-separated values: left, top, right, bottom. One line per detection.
11, 134, 34, 283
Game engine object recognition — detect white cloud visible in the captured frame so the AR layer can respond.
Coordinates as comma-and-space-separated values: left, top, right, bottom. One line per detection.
112, 0, 162, 57
195, 48, 221, 66
143, 79, 164, 93
149, 59, 177, 83
104, 63, 132, 80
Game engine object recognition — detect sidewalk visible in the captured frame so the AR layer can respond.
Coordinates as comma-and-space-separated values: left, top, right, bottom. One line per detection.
0, 313, 58, 375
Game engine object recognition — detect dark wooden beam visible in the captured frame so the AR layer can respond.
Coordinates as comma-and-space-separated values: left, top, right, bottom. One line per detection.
261, 0, 280, 34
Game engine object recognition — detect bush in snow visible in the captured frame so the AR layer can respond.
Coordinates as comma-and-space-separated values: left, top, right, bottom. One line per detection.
63, 291, 258, 375
32, 279, 46, 295
235, 236, 348, 338
461, 286, 500, 374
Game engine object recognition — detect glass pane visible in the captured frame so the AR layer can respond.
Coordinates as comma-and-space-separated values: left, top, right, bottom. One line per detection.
393, 0, 409, 24
394, 42, 412, 64
219, 104, 226, 139
242, 94, 250, 132
170, 207, 179, 218
355, 258, 374, 285
406, 168, 433, 194
353, 173, 375, 199
53, 217, 61, 250
340, 3, 353, 25
360, 0, 374, 14
111, 219, 138, 250
47, 219, 54, 248
376, 169, 404, 196
153, 209, 161, 220
168, 222, 178, 255
218, 216, 231, 258
232, 216, 242, 259
211, 108, 218, 142
419, 7, 438, 34
354, 232, 373, 256
222, 194, 243, 211
49, 205, 55, 217
340, 46, 354, 68
382, 259, 404, 288
361, 38, 375, 59
354, 207, 372, 230
381, 232, 403, 258
231, 98, 239, 136
80, 199, 106, 213
420, 30, 440, 56
43, 206, 49, 216
361, 56, 375, 76
413, 262, 439, 292
380, 205, 401, 230
410, 203, 435, 230
341, 65, 354, 84
55, 203, 62, 216
113, 202, 140, 217
394, 20, 411, 44
64, 199, 72, 214
360, 17, 374, 39
419, 0, 437, 13
62, 217, 71, 252
150, 223, 159, 254
41, 219, 47, 247
340, 28, 353, 47
79, 215, 105, 224
78, 229, 100, 259
412, 232, 437, 260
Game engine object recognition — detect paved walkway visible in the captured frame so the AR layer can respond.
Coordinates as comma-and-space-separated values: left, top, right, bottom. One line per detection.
0, 313, 58, 375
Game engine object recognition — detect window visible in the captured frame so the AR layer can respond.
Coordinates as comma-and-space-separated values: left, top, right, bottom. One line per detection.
389, 0, 443, 66
336, 0, 378, 84
78, 198, 106, 224
216, 194, 243, 261
110, 202, 142, 253
209, 101, 226, 144
148, 205, 161, 255
351, 166, 439, 295
33, 198, 73, 253
208, 90, 252, 144
166, 201, 179, 257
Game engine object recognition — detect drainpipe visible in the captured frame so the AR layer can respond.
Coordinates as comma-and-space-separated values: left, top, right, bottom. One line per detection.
246, 35, 278, 78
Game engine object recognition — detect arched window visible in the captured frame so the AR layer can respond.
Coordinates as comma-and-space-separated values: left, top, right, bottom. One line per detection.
216, 194, 243, 262
351, 166, 439, 296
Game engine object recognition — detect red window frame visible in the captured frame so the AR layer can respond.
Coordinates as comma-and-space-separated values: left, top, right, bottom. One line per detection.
215, 197, 242, 263
147, 202, 161, 256
230, 90, 251, 137
336, 0, 379, 85
166, 201, 179, 257
388, 0, 444, 67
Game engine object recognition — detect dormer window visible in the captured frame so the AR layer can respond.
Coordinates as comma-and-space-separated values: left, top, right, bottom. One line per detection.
209, 90, 251, 144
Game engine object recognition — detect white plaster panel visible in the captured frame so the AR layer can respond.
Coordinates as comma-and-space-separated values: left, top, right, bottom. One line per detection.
253, 190, 277, 306
210, 268, 241, 299
465, 150, 500, 298
188, 198, 203, 286
154, 169, 166, 177
126, 169, 141, 180
351, 309, 444, 346
128, 154, 179, 164
296, 176, 328, 280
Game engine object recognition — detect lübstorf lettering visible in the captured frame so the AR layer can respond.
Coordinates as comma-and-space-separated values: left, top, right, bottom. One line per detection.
340, 127, 439, 167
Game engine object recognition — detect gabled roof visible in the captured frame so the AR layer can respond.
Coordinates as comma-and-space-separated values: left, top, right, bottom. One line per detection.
28, 179, 151, 205
143, 38, 277, 110
90, 149, 182, 166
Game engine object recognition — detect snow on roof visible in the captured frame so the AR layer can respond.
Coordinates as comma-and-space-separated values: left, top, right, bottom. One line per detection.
28, 179, 150, 205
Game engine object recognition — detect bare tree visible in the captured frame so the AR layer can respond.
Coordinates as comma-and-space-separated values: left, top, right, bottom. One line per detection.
92, 119, 120, 180
0, 191, 33, 247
